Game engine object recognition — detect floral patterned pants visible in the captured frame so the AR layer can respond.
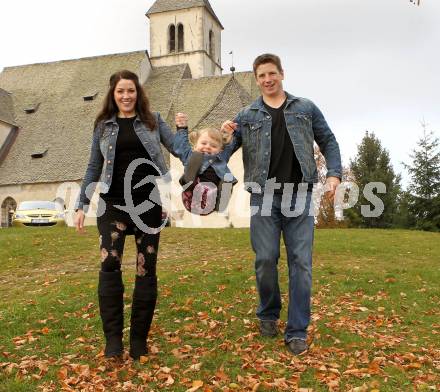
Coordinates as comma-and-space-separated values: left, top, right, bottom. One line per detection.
97, 202, 161, 277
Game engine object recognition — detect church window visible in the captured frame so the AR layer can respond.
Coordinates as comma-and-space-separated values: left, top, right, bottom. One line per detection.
24, 102, 40, 114
177, 24, 184, 52
169, 24, 176, 53
209, 30, 214, 58
83, 92, 98, 101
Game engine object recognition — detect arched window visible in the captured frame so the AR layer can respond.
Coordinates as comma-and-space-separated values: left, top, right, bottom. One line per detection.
177, 24, 184, 52
209, 30, 214, 58
168, 24, 176, 53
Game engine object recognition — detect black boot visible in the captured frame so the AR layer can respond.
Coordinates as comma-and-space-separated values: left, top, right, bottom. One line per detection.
98, 271, 124, 358
179, 151, 204, 186
129, 275, 157, 360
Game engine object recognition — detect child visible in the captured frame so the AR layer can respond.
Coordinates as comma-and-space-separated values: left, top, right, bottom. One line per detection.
173, 119, 237, 215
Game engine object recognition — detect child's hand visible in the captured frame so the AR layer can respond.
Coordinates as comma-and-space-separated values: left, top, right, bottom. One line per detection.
222, 130, 233, 144
175, 112, 188, 128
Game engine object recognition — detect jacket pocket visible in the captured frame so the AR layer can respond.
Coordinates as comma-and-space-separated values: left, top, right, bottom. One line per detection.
243, 121, 262, 150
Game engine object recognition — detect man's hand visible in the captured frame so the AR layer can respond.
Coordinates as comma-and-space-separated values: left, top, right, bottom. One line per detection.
175, 112, 188, 128
221, 120, 238, 134
74, 209, 86, 234
324, 176, 341, 202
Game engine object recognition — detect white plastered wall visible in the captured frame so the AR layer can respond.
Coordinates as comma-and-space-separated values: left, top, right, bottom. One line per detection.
149, 7, 222, 78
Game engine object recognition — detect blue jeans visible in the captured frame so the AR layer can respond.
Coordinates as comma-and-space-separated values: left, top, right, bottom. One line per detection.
250, 191, 314, 341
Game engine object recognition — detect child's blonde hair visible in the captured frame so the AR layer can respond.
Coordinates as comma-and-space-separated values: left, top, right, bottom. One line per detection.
189, 127, 232, 148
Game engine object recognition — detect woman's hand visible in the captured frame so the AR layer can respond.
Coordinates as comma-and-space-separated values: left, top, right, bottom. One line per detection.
74, 209, 86, 233
221, 120, 238, 134
175, 112, 188, 128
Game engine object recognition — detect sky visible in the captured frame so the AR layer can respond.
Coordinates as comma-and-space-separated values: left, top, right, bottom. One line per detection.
1, 0, 439, 187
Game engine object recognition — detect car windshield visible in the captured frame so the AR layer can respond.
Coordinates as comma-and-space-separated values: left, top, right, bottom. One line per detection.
18, 201, 57, 211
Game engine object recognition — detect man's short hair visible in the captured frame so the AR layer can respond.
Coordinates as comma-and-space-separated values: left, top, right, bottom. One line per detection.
253, 53, 283, 75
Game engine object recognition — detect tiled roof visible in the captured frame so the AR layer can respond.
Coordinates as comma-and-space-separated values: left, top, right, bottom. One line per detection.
0, 51, 257, 186
146, 0, 223, 29
172, 71, 258, 131
0, 51, 146, 185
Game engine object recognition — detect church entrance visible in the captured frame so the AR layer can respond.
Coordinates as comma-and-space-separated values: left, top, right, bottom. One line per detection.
1, 197, 17, 227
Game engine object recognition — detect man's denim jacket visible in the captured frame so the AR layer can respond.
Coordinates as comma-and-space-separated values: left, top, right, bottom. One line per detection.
75, 112, 175, 211
233, 92, 342, 192
173, 128, 237, 184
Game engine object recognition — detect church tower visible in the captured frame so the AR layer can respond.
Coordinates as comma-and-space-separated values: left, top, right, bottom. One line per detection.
146, 0, 223, 78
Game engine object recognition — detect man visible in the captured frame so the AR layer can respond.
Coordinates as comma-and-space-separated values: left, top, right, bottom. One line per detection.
222, 54, 341, 355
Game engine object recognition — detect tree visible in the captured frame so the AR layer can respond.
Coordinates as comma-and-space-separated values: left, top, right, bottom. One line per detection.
314, 146, 350, 228
404, 126, 440, 231
314, 147, 340, 228
348, 131, 401, 228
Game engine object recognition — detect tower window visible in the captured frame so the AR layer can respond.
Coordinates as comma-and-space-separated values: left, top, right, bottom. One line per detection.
169, 24, 176, 53
209, 30, 214, 58
177, 24, 184, 52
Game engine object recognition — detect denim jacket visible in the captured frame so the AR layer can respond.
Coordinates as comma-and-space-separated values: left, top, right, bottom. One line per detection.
233, 92, 342, 192
173, 128, 237, 183
75, 112, 175, 211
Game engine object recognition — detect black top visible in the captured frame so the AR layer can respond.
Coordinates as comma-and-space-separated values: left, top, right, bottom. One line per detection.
199, 166, 220, 185
102, 116, 159, 204
263, 99, 303, 193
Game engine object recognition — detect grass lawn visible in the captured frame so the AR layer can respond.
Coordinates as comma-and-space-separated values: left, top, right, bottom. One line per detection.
0, 227, 439, 391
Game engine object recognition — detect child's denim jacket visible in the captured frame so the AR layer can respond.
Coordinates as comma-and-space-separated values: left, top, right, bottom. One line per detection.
173, 128, 238, 184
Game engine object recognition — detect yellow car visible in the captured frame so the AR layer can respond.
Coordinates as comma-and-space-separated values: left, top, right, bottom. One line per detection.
12, 201, 66, 227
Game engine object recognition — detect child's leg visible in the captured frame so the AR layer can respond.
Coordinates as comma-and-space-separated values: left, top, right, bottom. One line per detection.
180, 151, 204, 185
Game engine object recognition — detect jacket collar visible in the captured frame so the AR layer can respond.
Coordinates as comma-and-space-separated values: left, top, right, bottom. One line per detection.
104, 113, 141, 124
249, 91, 299, 111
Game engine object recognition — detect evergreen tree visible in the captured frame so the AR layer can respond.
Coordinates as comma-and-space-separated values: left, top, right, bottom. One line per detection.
404, 127, 440, 231
348, 131, 401, 228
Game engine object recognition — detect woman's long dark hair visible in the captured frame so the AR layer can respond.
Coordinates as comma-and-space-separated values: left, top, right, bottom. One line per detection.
94, 70, 156, 131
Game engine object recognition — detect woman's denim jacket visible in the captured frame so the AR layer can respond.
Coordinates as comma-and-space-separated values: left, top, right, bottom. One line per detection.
233, 92, 342, 192
75, 112, 175, 212
173, 128, 237, 184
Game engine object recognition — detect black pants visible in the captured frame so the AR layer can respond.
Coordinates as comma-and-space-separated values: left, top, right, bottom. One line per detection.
97, 202, 162, 277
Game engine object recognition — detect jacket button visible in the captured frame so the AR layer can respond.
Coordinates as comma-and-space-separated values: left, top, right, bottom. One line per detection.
107, 174, 110, 178
265, 152, 269, 156
265, 132, 269, 137
266, 115, 271, 119
107, 160, 111, 164
111, 132, 115, 135
263, 170, 266, 174
109, 146, 113, 150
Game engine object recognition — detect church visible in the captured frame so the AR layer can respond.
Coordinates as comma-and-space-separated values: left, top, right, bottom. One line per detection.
0, 0, 258, 228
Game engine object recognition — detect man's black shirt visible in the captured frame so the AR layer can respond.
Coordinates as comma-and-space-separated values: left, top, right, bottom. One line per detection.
263, 99, 303, 193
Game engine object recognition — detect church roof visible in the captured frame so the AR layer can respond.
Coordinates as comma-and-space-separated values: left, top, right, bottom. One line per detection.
0, 51, 257, 186
0, 88, 16, 126
0, 51, 147, 186
146, 0, 223, 29
175, 72, 257, 131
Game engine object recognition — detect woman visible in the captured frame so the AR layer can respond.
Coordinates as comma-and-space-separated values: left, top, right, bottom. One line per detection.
74, 70, 187, 360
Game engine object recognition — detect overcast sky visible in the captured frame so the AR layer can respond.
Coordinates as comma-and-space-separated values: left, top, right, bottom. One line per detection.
1, 0, 439, 187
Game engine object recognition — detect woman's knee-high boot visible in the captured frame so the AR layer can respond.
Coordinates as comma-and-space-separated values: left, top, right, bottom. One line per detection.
98, 270, 124, 357
129, 275, 157, 360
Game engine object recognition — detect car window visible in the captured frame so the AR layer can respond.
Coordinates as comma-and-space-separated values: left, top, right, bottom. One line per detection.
18, 201, 57, 210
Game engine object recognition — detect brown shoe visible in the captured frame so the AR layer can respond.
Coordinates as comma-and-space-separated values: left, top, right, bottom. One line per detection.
285, 338, 308, 355
259, 320, 279, 337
